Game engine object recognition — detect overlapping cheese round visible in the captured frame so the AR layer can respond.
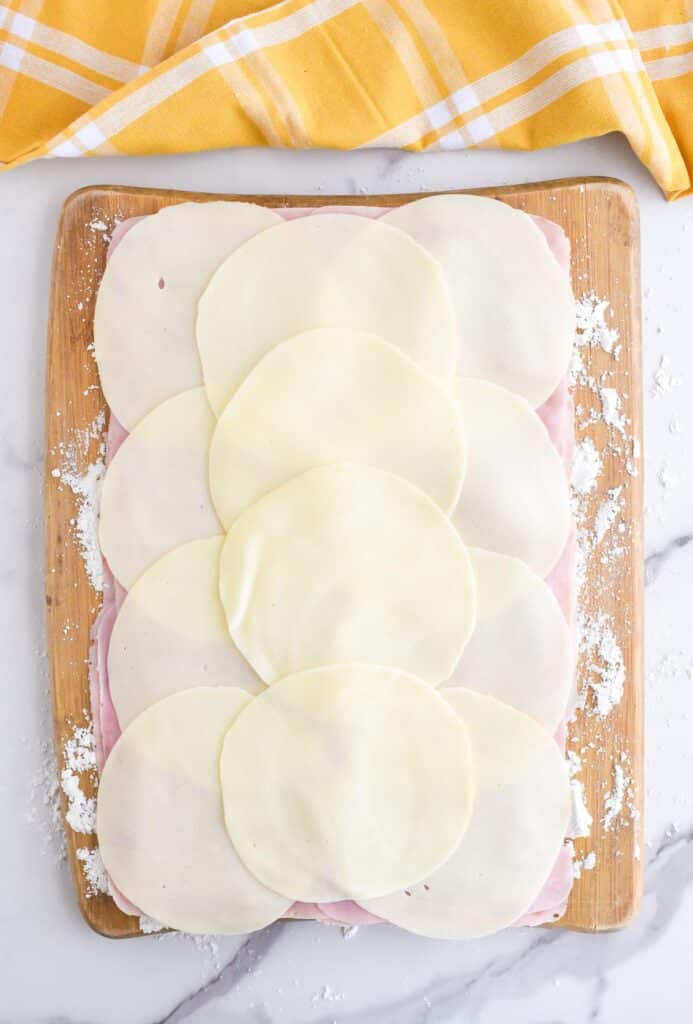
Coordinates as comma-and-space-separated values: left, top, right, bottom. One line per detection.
381, 195, 575, 407
218, 463, 477, 684
452, 378, 571, 576
196, 213, 458, 415
99, 387, 220, 589
94, 202, 281, 430
443, 548, 573, 730
361, 689, 571, 938
220, 666, 474, 902
209, 327, 465, 527
96, 688, 292, 934
108, 538, 264, 729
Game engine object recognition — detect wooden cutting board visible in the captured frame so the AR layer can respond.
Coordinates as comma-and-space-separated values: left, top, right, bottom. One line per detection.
44, 178, 642, 939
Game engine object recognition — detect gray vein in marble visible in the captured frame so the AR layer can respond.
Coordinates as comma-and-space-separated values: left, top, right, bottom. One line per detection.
179, 825, 693, 1024
154, 922, 287, 1024
587, 974, 609, 1024
645, 532, 693, 586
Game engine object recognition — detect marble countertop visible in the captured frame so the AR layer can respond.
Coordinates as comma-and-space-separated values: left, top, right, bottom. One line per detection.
1, 135, 692, 1024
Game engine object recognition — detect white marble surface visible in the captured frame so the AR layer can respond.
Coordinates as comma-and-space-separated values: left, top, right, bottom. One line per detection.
1, 135, 692, 1023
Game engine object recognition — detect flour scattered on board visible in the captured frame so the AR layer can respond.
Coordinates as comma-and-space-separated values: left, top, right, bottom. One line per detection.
603, 763, 627, 832
61, 718, 97, 834
578, 613, 626, 718
572, 438, 602, 495
51, 410, 106, 592
571, 293, 631, 723
139, 915, 165, 934
603, 751, 639, 841
574, 294, 620, 355
567, 751, 593, 839
76, 846, 109, 897
571, 292, 636, 470
598, 386, 627, 435
568, 292, 640, 856
573, 850, 597, 879
594, 486, 624, 545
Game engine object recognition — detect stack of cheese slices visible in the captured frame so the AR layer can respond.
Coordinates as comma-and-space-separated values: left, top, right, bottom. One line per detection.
93, 195, 575, 940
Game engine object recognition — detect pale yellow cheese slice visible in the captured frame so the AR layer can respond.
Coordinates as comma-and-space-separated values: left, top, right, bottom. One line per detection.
361, 689, 570, 938
453, 378, 571, 576
97, 688, 292, 934
209, 327, 465, 527
196, 213, 458, 415
443, 548, 573, 730
220, 666, 474, 902
99, 387, 220, 589
94, 201, 281, 430
108, 537, 264, 730
219, 464, 477, 685
382, 195, 574, 407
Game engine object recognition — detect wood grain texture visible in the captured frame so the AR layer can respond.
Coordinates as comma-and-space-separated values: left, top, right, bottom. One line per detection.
45, 178, 642, 939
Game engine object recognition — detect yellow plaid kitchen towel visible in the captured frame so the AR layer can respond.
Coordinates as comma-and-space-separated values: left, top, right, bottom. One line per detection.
0, 0, 691, 197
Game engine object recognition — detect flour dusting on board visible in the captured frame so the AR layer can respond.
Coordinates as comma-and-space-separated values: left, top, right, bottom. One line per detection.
574, 294, 620, 356
567, 751, 592, 839
139, 915, 165, 934
572, 438, 602, 496
573, 850, 597, 879
76, 847, 109, 897
578, 614, 625, 718
61, 718, 97, 834
567, 291, 639, 859
571, 292, 632, 722
51, 410, 106, 592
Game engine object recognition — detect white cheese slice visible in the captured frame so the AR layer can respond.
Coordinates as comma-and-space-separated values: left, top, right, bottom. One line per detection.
209, 327, 465, 527
196, 213, 458, 415
99, 387, 220, 589
94, 201, 281, 430
96, 688, 292, 934
453, 377, 571, 576
220, 665, 474, 902
361, 689, 570, 938
381, 195, 574, 407
108, 537, 264, 729
443, 548, 573, 730
219, 463, 477, 685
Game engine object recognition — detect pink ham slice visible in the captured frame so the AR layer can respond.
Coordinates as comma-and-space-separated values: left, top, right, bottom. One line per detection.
90, 204, 576, 930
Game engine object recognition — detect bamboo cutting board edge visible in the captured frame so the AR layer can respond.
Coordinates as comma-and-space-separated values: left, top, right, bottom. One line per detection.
44, 177, 643, 939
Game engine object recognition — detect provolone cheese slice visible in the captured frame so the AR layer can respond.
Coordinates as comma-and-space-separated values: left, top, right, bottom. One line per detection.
209, 328, 465, 526
219, 464, 476, 684
97, 688, 291, 934
94, 202, 281, 430
381, 195, 574, 407
453, 378, 571, 576
220, 666, 474, 902
197, 213, 458, 415
99, 388, 220, 589
108, 538, 264, 729
361, 689, 570, 938
443, 548, 573, 729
